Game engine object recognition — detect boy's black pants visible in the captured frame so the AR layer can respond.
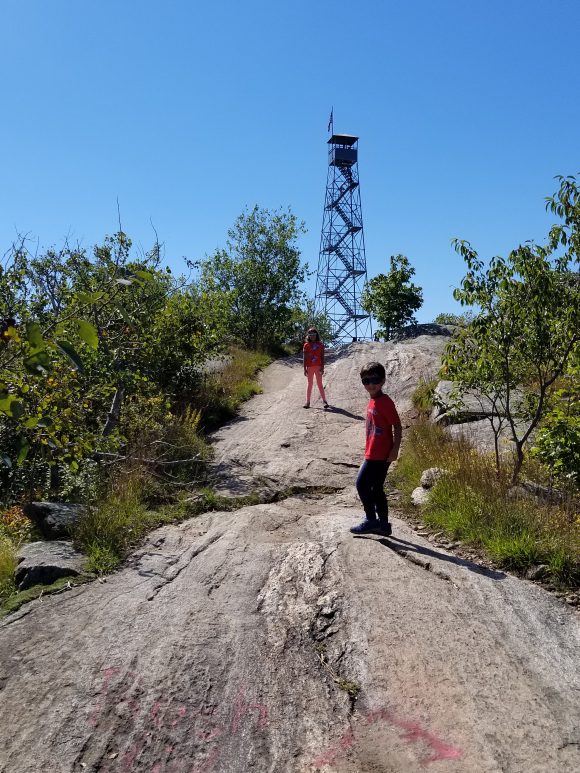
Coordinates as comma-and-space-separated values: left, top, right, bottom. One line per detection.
356, 459, 390, 521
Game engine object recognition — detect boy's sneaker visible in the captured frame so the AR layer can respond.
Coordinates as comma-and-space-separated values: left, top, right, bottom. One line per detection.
377, 520, 392, 536
350, 519, 379, 534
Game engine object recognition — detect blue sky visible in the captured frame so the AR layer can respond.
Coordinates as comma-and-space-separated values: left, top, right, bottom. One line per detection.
2, 0, 579, 322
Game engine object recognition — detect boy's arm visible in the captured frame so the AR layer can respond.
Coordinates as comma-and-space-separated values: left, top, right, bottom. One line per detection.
387, 424, 402, 462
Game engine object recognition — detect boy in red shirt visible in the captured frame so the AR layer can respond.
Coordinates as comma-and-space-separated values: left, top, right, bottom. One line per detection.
350, 361, 402, 535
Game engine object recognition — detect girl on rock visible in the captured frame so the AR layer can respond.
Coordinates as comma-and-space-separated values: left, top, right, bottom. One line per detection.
303, 327, 329, 410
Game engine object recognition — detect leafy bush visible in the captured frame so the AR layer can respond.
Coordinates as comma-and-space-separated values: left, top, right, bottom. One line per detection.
434, 312, 474, 326
0, 505, 33, 544
532, 367, 580, 486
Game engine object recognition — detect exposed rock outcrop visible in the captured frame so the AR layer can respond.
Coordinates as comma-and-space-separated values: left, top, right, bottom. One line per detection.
22, 501, 86, 539
15, 540, 87, 590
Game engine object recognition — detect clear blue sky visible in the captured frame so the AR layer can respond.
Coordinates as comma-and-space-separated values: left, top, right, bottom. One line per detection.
2, 0, 579, 322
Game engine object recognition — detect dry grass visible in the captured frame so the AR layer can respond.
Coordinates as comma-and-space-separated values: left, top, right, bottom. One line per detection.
392, 421, 580, 585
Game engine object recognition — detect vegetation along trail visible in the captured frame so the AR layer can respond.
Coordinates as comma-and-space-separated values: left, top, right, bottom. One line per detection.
1, 332, 579, 773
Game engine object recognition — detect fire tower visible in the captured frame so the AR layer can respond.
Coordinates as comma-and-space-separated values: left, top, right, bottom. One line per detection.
315, 133, 372, 342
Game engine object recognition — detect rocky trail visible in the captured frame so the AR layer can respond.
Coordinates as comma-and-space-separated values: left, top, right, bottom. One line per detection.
1, 335, 579, 773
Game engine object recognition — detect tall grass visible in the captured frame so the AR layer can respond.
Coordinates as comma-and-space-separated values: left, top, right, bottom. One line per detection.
0, 537, 17, 599
73, 477, 151, 573
196, 347, 271, 430
411, 374, 439, 416
391, 421, 580, 585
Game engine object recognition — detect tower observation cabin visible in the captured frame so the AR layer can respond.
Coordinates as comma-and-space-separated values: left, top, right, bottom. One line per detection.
315, 134, 372, 343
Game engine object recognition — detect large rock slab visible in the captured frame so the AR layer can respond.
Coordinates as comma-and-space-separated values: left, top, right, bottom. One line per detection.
23, 501, 86, 539
15, 540, 87, 590
2, 339, 579, 773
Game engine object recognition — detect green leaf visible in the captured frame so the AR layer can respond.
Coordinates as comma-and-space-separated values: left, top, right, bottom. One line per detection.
0, 394, 24, 419
77, 291, 104, 305
133, 270, 153, 282
114, 302, 134, 328
16, 439, 30, 465
23, 349, 51, 375
26, 321, 45, 350
75, 319, 98, 349
56, 339, 85, 372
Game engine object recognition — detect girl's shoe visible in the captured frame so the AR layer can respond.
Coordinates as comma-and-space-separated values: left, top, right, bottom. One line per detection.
303, 402, 310, 409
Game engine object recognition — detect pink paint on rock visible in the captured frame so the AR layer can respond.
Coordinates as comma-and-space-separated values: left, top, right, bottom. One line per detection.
230, 687, 269, 735
311, 706, 463, 770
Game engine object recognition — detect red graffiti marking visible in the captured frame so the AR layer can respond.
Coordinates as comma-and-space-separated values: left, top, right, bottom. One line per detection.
86, 669, 271, 772
230, 687, 269, 734
365, 708, 462, 765
311, 707, 463, 770
312, 729, 354, 768
88, 666, 122, 726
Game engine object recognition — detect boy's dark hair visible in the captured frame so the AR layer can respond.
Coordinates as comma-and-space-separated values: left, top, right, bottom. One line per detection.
360, 361, 385, 380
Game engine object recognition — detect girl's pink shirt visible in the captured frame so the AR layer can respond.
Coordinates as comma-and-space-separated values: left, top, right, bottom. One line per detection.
303, 341, 324, 368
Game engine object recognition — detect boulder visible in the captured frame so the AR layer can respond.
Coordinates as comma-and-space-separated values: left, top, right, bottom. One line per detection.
22, 502, 86, 539
411, 486, 430, 506
420, 467, 448, 489
430, 380, 524, 426
525, 564, 549, 581
15, 541, 87, 590
507, 485, 536, 502
446, 419, 513, 454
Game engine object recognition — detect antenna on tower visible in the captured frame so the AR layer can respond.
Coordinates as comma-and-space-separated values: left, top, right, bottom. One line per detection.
315, 128, 372, 343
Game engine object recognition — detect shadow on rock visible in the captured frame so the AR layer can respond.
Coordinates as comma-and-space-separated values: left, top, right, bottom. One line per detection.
323, 405, 365, 421
355, 534, 507, 580
386, 535, 507, 580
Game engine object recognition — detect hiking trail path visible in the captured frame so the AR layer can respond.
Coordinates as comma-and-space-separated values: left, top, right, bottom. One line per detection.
1, 336, 579, 773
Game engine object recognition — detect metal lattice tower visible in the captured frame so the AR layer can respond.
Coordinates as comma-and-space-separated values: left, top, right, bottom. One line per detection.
315, 133, 372, 342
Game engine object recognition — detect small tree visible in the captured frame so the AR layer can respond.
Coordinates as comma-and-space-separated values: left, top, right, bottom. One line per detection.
361, 255, 423, 340
198, 206, 307, 350
443, 175, 580, 482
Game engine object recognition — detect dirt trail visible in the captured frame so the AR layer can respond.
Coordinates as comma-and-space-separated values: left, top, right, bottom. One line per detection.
1, 337, 579, 773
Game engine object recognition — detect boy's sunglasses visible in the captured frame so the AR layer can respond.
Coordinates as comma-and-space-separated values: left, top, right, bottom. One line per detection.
361, 376, 382, 385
